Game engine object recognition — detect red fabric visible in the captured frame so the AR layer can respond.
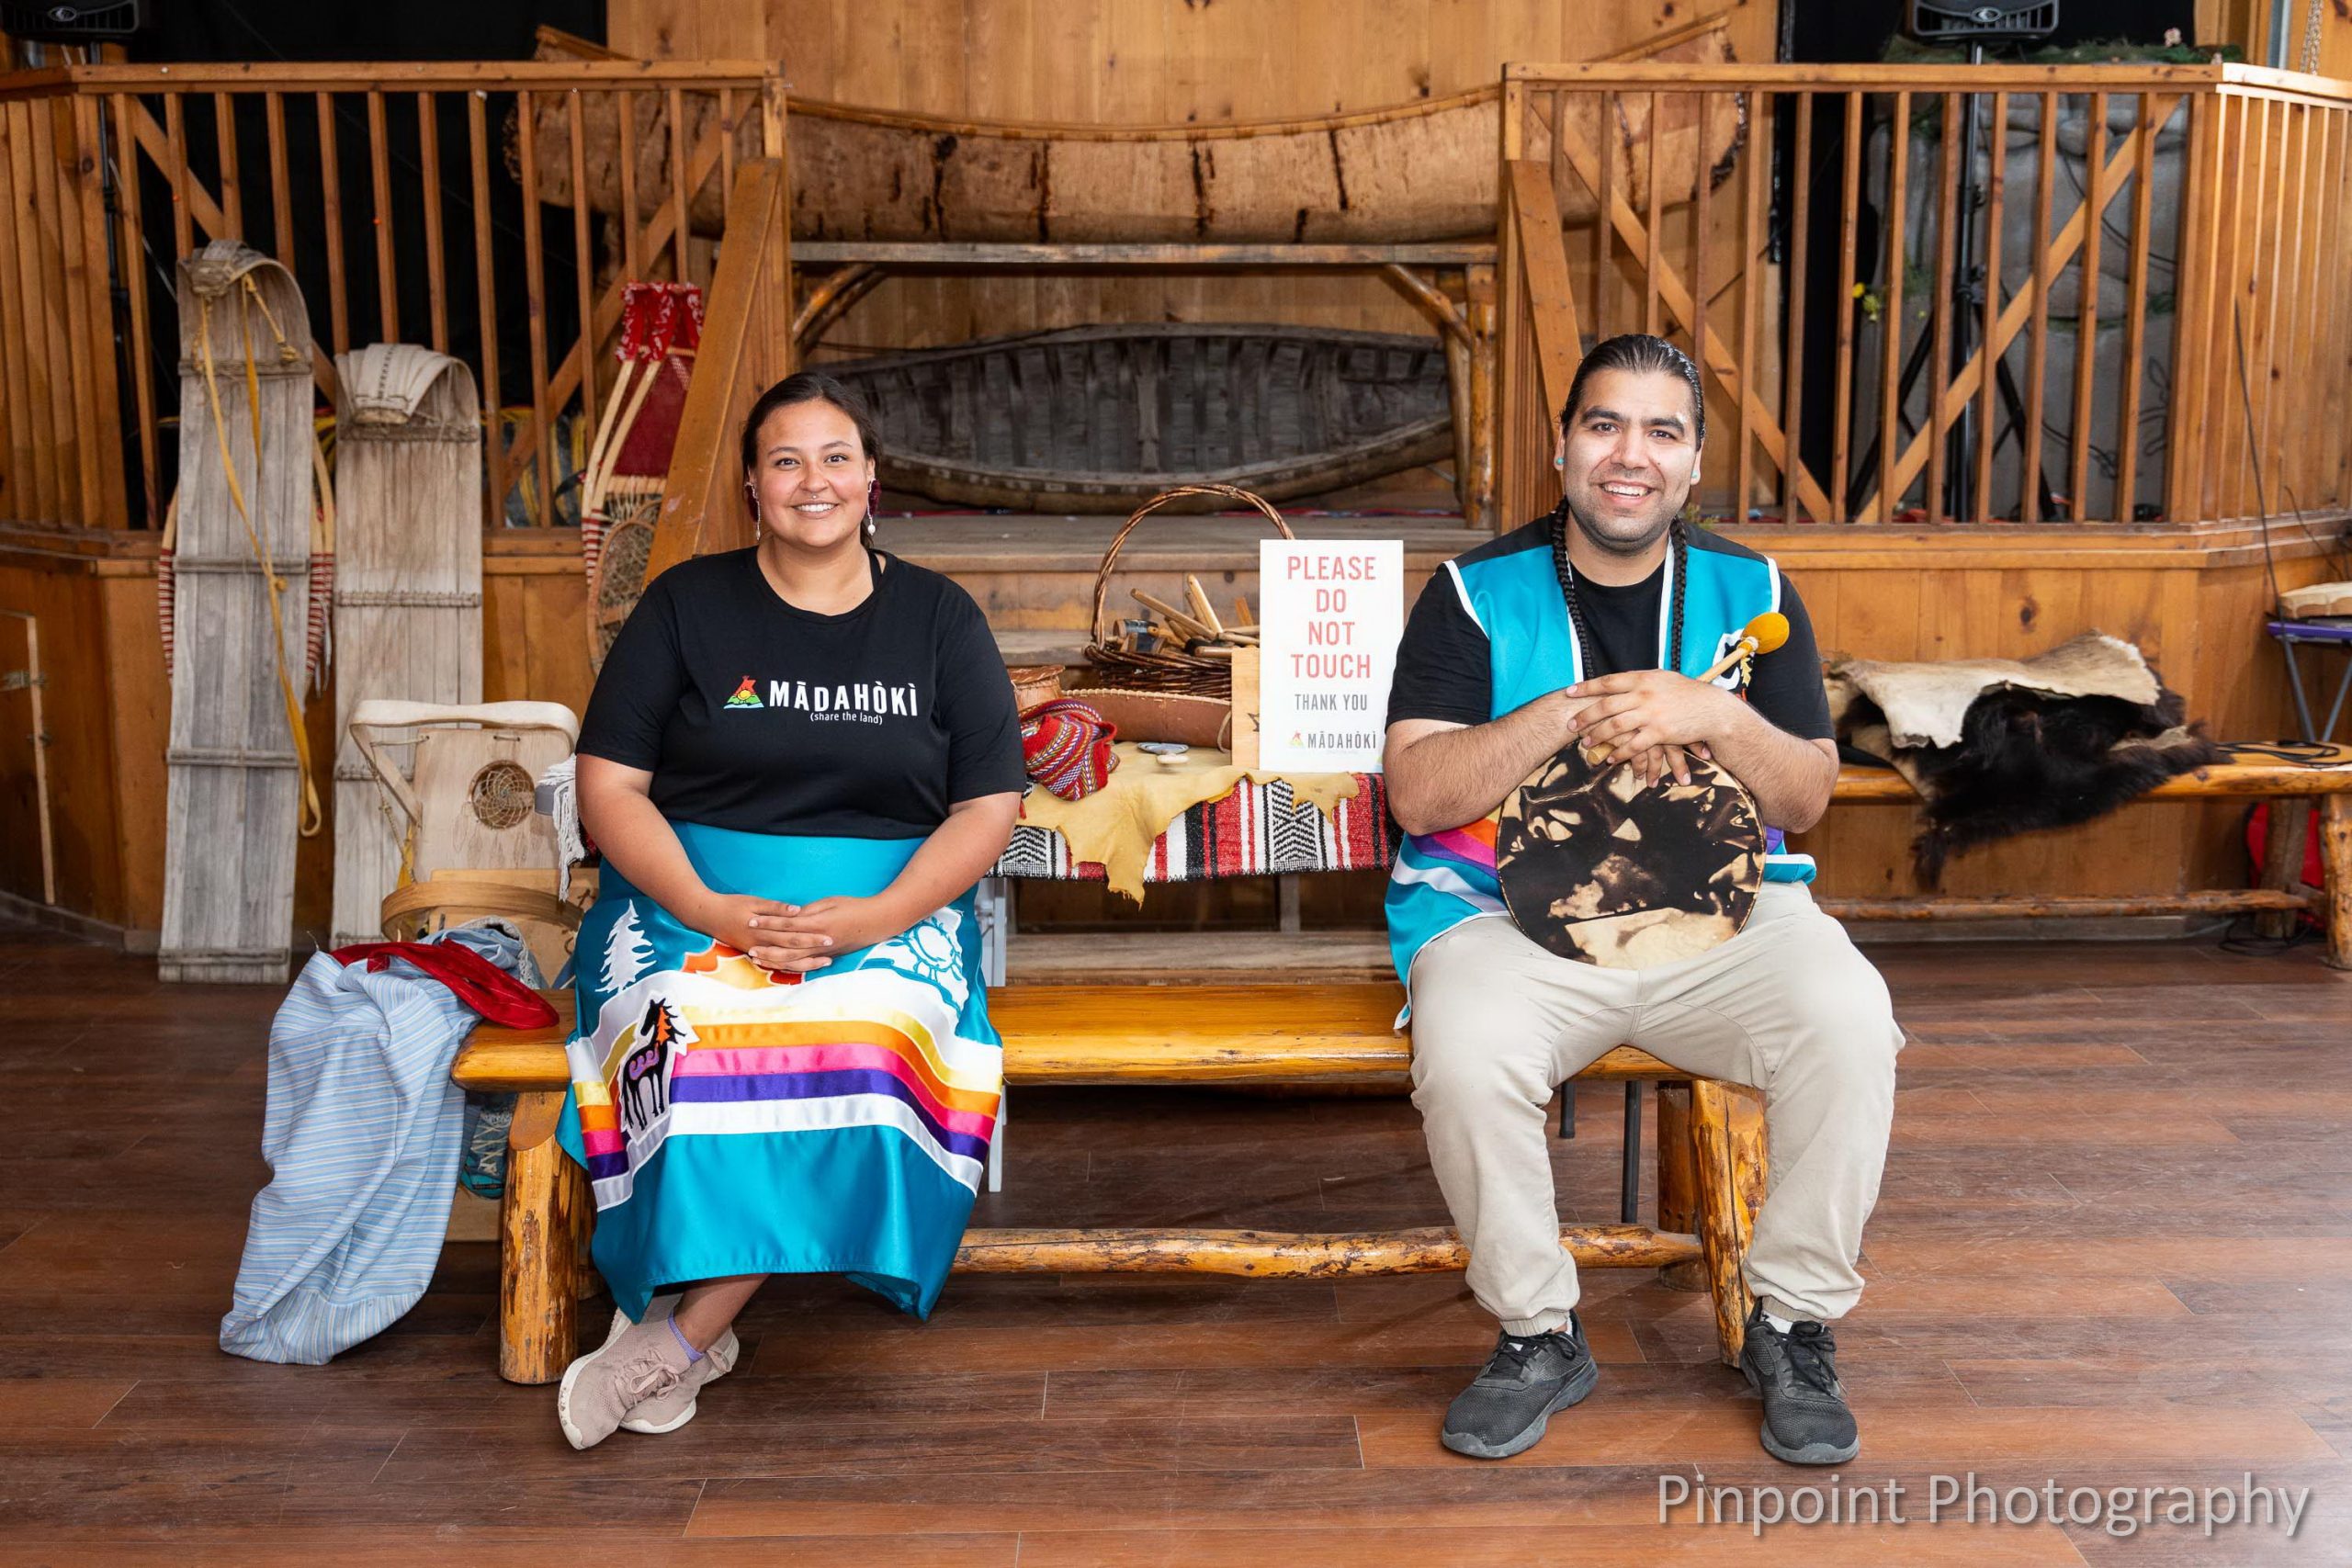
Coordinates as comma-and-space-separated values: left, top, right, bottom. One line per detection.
614, 282, 705, 361
2246, 802, 2325, 892
610, 283, 705, 479
1020, 698, 1118, 800
330, 941, 559, 1029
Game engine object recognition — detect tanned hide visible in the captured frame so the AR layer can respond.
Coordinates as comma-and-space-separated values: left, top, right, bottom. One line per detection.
1826, 633, 2222, 886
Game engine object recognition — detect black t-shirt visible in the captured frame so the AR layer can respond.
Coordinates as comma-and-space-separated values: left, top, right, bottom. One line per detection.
579, 547, 1026, 839
1386, 533, 1834, 740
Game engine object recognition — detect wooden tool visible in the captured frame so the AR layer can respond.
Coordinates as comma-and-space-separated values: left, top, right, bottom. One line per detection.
1692, 611, 1792, 686
1132, 589, 1217, 643
1184, 574, 1226, 637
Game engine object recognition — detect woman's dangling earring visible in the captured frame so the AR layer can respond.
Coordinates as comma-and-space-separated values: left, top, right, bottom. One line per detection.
865, 477, 880, 542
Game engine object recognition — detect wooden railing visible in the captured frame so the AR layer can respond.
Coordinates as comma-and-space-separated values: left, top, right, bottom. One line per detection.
0, 58, 786, 531
1498, 62, 2352, 527
646, 156, 795, 581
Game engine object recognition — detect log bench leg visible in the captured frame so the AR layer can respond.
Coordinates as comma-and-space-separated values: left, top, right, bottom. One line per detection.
1690, 1078, 1768, 1368
2256, 795, 2313, 941
2324, 794, 2352, 971
1653, 1083, 1707, 1292
500, 1089, 588, 1384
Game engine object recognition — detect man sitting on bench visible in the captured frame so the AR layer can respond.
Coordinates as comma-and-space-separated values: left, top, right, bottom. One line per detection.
1381, 333, 1904, 1466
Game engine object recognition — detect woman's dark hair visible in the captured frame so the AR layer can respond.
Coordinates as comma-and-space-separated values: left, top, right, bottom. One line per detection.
739, 371, 884, 513
1558, 332, 1705, 449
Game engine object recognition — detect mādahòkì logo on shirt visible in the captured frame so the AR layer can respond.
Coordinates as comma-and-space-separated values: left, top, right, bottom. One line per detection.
724, 676, 923, 721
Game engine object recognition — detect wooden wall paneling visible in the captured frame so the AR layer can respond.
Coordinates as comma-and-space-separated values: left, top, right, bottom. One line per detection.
2111, 94, 2156, 521
59, 95, 122, 526
1830, 93, 1861, 522
0, 553, 124, 924
2243, 96, 2285, 524
0, 116, 12, 525
2079, 95, 2117, 524
0, 608, 51, 902
26, 100, 81, 525
481, 548, 536, 705
1733, 92, 1765, 519
2265, 101, 2307, 514
2165, 93, 2217, 521
315, 92, 350, 357
288, 641, 337, 942
366, 91, 398, 343
1876, 92, 1907, 523
1924, 92, 1960, 522
1973, 90, 2008, 521
2022, 91, 2057, 523
265, 91, 295, 267
2309, 107, 2346, 511
2200, 92, 2243, 522
2301, 106, 2338, 510
2325, 112, 2352, 507
522, 563, 593, 718
2221, 96, 2267, 521
96, 564, 165, 932
0, 103, 41, 525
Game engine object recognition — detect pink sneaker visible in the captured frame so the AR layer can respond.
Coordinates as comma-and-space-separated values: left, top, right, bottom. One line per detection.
599, 1298, 741, 1435
556, 1317, 694, 1450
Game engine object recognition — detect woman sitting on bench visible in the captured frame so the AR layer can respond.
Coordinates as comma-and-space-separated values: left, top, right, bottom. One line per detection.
551, 372, 1024, 1449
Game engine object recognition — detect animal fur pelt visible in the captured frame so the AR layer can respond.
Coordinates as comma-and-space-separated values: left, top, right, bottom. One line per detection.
1826, 633, 2222, 886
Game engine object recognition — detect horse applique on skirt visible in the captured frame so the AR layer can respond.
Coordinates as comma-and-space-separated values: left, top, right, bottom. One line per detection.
554, 823, 1001, 1320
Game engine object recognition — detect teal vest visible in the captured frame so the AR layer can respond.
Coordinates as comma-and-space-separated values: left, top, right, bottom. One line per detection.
1384, 521, 1816, 998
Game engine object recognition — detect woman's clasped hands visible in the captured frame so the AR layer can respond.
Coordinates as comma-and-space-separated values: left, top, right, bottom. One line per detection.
692, 891, 902, 974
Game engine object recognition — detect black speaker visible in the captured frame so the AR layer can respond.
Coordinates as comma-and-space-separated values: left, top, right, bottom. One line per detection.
1907, 2, 2060, 46
0, 0, 144, 43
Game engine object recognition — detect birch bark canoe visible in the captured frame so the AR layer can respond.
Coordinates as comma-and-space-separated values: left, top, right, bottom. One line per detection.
829, 322, 1453, 510
518, 18, 1743, 244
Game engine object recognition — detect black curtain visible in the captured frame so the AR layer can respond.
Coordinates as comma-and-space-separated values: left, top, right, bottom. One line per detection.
96, 1, 605, 524
1777, 0, 2199, 516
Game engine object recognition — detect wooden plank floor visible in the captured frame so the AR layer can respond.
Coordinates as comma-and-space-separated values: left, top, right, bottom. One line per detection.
3, 917, 2349, 1564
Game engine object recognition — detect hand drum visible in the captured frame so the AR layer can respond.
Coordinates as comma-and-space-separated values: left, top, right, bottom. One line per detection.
1497, 743, 1766, 969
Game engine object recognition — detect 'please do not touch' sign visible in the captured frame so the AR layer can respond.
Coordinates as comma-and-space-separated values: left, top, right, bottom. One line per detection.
1255, 539, 1404, 773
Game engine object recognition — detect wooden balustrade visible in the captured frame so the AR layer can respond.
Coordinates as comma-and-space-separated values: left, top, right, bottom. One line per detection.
0, 59, 785, 531
1497, 61, 2352, 528
645, 157, 795, 581
7, 55, 2352, 537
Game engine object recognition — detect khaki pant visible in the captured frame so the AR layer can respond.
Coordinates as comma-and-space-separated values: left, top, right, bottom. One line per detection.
1408, 885, 1902, 1334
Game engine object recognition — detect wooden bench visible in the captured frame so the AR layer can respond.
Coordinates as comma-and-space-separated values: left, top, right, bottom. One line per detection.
453, 747, 2352, 1386
1815, 747, 2352, 964
454, 983, 1769, 1384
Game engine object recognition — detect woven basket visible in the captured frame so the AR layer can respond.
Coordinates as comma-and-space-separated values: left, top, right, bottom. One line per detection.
1082, 484, 1295, 698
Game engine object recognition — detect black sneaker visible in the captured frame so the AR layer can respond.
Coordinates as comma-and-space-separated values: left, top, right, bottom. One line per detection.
1439, 1313, 1600, 1459
1739, 1302, 1860, 1464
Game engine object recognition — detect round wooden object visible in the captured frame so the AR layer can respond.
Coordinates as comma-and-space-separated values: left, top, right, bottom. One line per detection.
1497, 743, 1765, 969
